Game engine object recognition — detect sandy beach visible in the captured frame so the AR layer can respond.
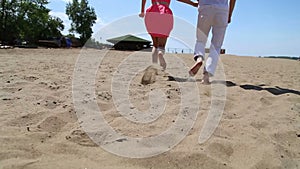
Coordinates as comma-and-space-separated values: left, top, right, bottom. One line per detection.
0, 48, 299, 169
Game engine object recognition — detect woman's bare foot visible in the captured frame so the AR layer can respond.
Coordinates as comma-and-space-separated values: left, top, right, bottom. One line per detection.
158, 51, 166, 70
201, 71, 210, 85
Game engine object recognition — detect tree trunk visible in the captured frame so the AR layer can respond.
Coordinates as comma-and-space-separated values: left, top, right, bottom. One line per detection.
0, 0, 6, 43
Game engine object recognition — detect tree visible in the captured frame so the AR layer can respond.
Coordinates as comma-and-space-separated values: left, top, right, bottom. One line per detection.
0, 0, 18, 44
0, 0, 64, 45
66, 0, 97, 45
17, 0, 64, 42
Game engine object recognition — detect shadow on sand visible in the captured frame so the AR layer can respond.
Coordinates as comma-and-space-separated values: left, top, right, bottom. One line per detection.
167, 76, 202, 82
210, 80, 300, 96
167, 76, 300, 96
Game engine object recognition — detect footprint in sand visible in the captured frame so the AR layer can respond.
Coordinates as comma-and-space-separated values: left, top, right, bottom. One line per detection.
37, 116, 67, 132
250, 121, 268, 130
23, 75, 39, 82
259, 96, 274, 106
55, 108, 78, 123
66, 130, 97, 147
38, 81, 61, 90
38, 96, 61, 109
7, 112, 46, 127
206, 141, 234, 161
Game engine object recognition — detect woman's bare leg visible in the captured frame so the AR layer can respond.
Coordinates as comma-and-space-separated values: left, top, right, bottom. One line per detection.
151, 36, 158, 63
157, 37, 168, 70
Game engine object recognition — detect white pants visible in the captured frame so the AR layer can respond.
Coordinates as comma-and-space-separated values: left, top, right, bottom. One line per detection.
194, 5, 229, 76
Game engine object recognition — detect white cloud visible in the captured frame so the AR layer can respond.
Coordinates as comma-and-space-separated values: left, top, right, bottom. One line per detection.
49, 0, 72, 3
50, 11, 69, 21
62, 0, 72, 3
49, 11, 72, 35
92, 18, 106, 35
50, 11, 105, 38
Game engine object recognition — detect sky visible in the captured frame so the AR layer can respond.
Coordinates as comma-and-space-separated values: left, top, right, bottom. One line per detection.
47, 0, 300, 57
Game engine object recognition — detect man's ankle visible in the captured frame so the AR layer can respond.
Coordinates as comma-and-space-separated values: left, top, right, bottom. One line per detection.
194, 55, 203, 62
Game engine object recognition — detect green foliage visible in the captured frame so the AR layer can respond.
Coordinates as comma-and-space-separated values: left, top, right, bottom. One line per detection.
66, 0, 97, 45
85, 38, 112, 49
264, 56, 299, 60
0, 0, 64, 44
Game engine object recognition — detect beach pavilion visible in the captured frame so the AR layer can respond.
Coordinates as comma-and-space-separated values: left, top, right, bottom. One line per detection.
107, 34, 151, 51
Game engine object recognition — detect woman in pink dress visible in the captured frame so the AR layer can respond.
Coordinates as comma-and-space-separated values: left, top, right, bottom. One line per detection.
139, 0, 197, 70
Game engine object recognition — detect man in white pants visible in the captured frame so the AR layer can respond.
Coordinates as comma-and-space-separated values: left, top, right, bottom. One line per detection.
189, 0, 236, 84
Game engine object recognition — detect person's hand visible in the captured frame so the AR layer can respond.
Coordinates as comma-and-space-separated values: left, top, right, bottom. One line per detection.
139, 12, 145, 18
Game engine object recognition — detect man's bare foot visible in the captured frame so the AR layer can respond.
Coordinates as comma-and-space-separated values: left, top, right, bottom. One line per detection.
201, 71, 210, 85
189, 57, 203, 76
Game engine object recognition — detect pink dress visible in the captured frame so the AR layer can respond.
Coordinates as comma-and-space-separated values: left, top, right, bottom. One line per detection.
145, 0, 173, 38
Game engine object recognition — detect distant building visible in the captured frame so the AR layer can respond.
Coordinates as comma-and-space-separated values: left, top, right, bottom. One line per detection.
107, 34, 151, 51
220, 49, 226, 54
205, 48, 226, 54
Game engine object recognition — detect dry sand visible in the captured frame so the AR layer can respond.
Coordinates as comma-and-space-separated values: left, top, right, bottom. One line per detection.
0, 48, 299, 169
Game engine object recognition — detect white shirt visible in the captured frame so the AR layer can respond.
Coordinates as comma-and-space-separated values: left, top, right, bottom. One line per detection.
199, 0, 229, 10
